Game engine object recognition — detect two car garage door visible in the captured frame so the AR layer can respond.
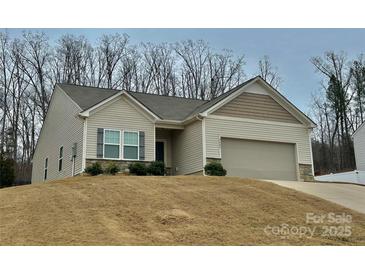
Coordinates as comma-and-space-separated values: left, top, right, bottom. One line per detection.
221, 138, 298, 181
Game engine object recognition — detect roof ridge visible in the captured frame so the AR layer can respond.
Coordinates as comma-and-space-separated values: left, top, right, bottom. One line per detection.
57, 83, 122, 92
57, 83, 208, 102
128, 91, 208, 102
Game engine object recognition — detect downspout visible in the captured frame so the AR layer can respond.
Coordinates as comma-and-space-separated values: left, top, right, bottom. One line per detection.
196, 114, 207, 175
82, 117, 87, 172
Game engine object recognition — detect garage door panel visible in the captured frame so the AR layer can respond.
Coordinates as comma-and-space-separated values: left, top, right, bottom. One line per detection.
221, 138, 297, 180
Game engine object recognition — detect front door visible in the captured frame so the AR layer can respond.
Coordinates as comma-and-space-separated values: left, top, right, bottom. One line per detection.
155, 141, 165, 162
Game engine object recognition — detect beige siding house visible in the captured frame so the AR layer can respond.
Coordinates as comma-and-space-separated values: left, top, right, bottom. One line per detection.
32, 76, 316, 183
31, 86, 84, 183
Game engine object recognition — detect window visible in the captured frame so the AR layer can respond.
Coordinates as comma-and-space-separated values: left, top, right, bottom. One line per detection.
123, 131, 139, 160
44, 158, 48, 181
104, 130, 120, 159
58, 146, 63, 171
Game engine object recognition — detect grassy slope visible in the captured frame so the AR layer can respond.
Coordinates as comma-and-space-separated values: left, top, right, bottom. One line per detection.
0, 175, 364, 245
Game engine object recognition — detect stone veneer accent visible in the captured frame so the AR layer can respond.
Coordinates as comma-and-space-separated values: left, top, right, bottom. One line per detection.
86, 159, 173, 175
299, 164, 314, 182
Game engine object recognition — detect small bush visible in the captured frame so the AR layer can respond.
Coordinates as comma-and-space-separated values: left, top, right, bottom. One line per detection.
128, 162, 147, 176
204, 162, 227, 176
0, 155, 15, 188
147, 161, 165, 176
84, 162, 103, 176
105, 162, 120, 175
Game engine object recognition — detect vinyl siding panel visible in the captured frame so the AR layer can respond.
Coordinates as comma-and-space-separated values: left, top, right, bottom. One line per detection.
31, 86, 84, 183
354, 125, 365, 170
213, 92, 301, 124
205, 116, 312, 165
86, 95, 155, 161
172, 120, 203, 175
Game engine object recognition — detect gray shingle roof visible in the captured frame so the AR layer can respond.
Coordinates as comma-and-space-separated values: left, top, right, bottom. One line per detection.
59, 84, 120, 110
58, 83, 208, 120
57, 76, 316, 125
128, 92, 207, 120
58, 78, 258, 121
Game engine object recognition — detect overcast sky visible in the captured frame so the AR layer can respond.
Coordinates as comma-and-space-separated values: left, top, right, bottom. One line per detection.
3, 28, 365, 114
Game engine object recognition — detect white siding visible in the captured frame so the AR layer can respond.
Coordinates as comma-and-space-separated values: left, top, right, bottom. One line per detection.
86, 95, 155, 161
316, 170, 365, 185
205, 116, 312, 165
172, 120, 203, 175
31, 86, 84, 183
354, 125, 365, 171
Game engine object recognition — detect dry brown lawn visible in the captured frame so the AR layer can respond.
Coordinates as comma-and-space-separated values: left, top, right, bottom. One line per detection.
1, 175, 364, 245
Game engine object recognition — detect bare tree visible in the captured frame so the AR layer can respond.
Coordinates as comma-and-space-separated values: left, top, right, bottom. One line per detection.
174, 40, 210, 99
0, 32, 15, 154
52, 34, 93, 86
310, 51, 357, 172
141, 43, 177, 96
208, 50, 245, 99
8, 39, 30, 160
175, 40, 245, 100
19, 32, 52, 122
96, 33, 129, 89
258, 55, 282, 89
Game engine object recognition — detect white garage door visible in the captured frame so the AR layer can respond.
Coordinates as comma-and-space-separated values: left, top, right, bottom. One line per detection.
221, 138, 297, 180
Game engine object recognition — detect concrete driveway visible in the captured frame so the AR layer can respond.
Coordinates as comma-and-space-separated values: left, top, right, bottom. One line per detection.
266, 180, 365, 214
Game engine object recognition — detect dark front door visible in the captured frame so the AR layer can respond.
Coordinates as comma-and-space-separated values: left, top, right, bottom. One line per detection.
156, 141, 165, 162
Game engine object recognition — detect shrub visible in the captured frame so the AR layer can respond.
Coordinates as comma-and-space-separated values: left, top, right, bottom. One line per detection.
204, 162, 227, 176
105, 162, 120, 175
0, 155, 15, 188
147, 161, 165, 176
84, 162, 103, 176
128, 162, 147, 176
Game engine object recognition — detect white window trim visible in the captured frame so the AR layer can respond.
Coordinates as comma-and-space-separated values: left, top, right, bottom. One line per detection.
103, 129, 121, 160
58, 146, 63, 172
122, 130, 140, 161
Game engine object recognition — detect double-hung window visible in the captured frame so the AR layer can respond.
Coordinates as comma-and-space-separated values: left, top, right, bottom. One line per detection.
123, 131, 139, 160
104, 130, 120, 159
58, 146, 63, 171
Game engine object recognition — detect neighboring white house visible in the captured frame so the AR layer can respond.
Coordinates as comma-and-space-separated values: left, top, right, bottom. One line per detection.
31, 76, 316, 183
354, 121, 365, 171
315, 122, 365, 185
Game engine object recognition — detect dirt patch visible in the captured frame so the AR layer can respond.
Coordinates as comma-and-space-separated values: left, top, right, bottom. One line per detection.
155, 209, 193, 225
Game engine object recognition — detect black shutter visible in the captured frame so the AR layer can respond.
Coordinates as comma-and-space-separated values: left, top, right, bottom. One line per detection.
139, 131, 145, 160
97, 128, 104, 158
